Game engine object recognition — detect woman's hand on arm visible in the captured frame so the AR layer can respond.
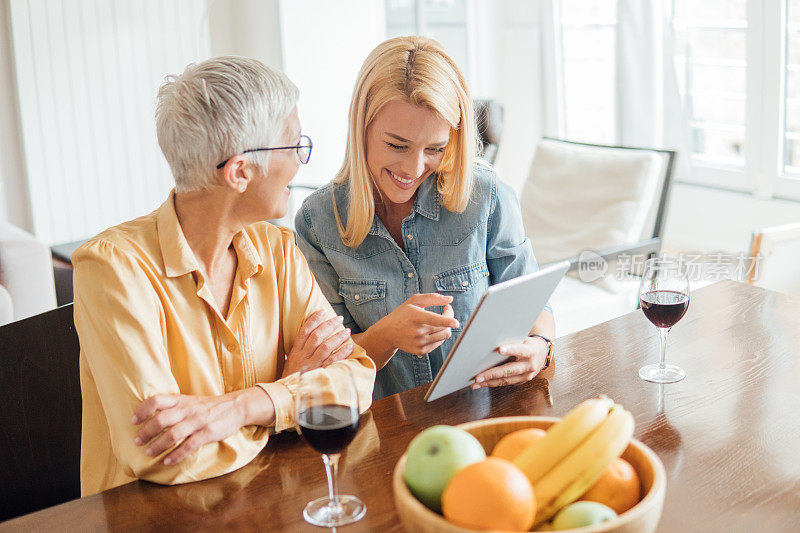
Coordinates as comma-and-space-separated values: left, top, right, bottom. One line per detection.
472, 309, 555, 389
352, 293, 459, 369
282, 310, 355, 377
132, 386, 276, 465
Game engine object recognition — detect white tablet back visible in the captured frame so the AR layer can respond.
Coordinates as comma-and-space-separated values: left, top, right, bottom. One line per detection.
425, 260, 569, 402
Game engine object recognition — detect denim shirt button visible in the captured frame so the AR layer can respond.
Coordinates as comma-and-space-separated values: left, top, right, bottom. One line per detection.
461, 280, 469, 287
354, 294, 360, 300
407, 234, 413, 240
417, 354, 424, 359
407, 272, 414, 278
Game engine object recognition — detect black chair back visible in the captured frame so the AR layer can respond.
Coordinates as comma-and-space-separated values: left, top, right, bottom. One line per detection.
0, 304, 81, 521
474, 98, 504, 165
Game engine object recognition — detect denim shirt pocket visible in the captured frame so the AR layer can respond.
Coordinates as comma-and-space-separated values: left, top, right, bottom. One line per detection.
434, 260, 491, 293
433, 260, 491, 327
338, 279, 388, 325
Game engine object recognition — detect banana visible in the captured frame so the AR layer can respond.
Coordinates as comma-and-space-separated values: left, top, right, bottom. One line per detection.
513, 396, 614, 485
532, 404, 635, 526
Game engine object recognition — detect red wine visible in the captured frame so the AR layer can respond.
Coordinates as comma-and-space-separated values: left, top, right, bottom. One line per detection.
298, 404, 360, 455
640, 290, 689, 328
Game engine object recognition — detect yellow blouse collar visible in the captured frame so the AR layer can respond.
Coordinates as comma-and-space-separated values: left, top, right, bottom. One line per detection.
156, 191, 263, 280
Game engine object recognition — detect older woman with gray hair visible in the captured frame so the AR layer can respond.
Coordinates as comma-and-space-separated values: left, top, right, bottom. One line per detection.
72, 56, 375, 496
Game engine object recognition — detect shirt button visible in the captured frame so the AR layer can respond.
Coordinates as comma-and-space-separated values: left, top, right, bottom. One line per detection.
407, 272, 414, 278
461, 280, 469, 287
407, 234, 413, 240
354, 294, 360, 301
227, 343, 236, 351
417, 354, 424, 359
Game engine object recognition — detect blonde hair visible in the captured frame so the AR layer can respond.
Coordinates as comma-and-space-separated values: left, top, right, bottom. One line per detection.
334, 36, 477, 248
156, 56, 298, 192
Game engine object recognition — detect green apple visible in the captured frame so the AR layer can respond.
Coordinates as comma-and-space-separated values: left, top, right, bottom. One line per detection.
403, 425, 486, 512
551, 501, 618, 530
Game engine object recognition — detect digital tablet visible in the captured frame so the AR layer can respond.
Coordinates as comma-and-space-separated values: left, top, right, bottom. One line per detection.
424, 260, 569, 402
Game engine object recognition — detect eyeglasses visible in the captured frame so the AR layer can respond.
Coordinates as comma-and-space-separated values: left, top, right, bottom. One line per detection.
216, 134, 313, 169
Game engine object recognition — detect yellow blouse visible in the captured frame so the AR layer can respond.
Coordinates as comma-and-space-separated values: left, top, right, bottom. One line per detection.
73, 193, 375, 496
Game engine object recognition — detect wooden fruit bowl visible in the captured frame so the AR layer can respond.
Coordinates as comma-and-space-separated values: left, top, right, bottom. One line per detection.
392, 416, 666, 533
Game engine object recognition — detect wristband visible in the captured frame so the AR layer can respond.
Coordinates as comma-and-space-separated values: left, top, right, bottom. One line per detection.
528, 334, 554, 369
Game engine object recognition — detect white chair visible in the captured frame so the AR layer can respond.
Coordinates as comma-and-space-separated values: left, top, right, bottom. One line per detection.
747, 222, 800, 297
520, 138, 676, 337
0, 222, 57, 325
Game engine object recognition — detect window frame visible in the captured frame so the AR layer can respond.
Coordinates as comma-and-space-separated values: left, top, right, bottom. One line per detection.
775, 0, 800, 199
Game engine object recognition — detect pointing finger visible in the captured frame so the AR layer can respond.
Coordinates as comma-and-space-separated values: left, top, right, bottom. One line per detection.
409, 306, 460, 329
407, 293, 454, 309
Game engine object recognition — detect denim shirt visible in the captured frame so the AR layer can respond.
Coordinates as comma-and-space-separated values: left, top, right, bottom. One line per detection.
295, 164, 549, 400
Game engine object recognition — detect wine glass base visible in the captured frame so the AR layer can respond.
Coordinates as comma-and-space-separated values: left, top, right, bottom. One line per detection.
303, 495, 366, 527
639, 364, 686, 384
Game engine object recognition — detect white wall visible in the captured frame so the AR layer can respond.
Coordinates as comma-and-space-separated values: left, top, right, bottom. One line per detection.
0, 0, 31, 231
663, 183, 800, 253
0, 0, 386, 241
279, 0, 385, 187
209, 0, 283, 70
8, 0, 209, 245
209, 0, 385, 188
492, 0, 544, 192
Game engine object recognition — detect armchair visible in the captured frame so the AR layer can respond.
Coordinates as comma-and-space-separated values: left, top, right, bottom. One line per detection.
519, 138, 676, 336
0, 222, 57, 325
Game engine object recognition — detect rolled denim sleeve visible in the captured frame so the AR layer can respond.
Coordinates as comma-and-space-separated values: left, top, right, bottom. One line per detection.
294, 203, 360, 332
487, 175, 553, 315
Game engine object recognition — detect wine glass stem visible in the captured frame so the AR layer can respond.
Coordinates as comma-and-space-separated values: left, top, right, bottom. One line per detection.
658, 327, 670, 368
322, 453, 341, 510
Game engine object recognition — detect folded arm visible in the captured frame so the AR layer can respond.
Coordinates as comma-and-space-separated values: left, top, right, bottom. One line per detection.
74, 241, 275, 484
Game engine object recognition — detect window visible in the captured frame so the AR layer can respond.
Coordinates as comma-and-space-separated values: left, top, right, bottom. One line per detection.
556, 0, 800, 200
558, 0, 617, 144
673, 0, 747, 168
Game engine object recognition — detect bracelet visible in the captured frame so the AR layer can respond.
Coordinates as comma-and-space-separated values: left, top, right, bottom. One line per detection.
528, 334, 554, 369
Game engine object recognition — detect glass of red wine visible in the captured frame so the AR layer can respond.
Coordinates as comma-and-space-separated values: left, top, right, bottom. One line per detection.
296, 367, 365, 527
638, 257, 690, 383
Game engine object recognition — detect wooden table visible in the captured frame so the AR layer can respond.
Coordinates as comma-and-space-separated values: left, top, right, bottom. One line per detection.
3, 281, 800, 532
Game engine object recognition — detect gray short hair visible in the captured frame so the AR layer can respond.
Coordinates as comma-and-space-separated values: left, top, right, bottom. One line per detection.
156, 56, 299, 192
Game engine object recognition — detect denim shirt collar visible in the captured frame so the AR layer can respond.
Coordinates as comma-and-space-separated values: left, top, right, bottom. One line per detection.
414, 174, 441, 221
366, 174, 440, 237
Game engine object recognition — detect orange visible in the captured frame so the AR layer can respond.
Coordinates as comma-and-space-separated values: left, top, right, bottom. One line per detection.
491, 428, 547, 461
579, 457, 641, 514
441, 457, 536, 531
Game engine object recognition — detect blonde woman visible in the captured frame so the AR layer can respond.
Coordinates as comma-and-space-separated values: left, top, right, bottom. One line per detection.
72, 57, 375, 495
295, 37, 554, 400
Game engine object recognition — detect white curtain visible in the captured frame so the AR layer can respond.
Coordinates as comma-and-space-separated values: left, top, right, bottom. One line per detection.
615, 0, 692, 179
535, 0, 693, 180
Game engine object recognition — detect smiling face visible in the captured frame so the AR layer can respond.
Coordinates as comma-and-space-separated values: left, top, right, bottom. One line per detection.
365, 99, 452, 211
